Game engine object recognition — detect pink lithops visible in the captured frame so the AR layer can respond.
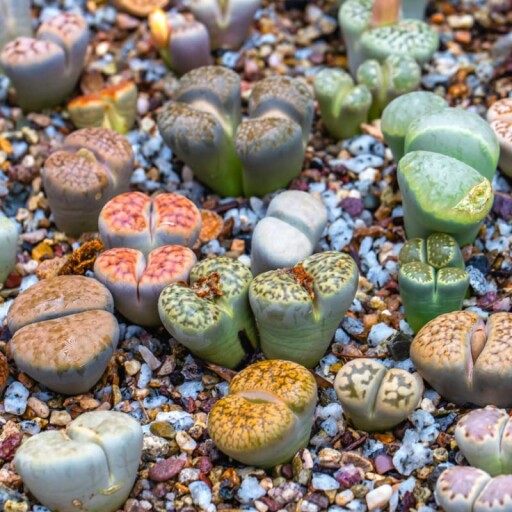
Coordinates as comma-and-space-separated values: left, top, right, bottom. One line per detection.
487, 98, 512, 178
98, 192, 202, 255
94, 245, 197, 326
435, 466, 512, 512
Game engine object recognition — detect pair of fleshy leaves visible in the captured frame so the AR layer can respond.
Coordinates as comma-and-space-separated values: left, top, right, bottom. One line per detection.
487, 98, 512, 178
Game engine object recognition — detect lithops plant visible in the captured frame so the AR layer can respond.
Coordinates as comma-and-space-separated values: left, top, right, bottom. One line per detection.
487, 98, 512, 178
251, 190, 328, 275
67, 82, 138, 134
99, 192, 202, 255
7, 276, 118, 394
401, 0, 428, 19
0, 12, 89, 111
149, 10, 212, 76
356, 54, 421, 120
404, 108, 500, 181
435, 466, 512, 512
159, 257, 258, 368
455, 407, 512, 476
94, 245, 197, 326
334, 359, 423, 431
42, 128, 134, 236
381, 91, 448, 161
410, 311, 512, 407
249, 252, 358, 368
187, 0, 261, 50
398, 151, 493, 246
111, 0, 169, 17
0, 0, 32, 54
313, 68, 372, 139
14, 411, 143, 512
209, 359, 317, 467
398, 232, 469, 333
0, 216, 18, 284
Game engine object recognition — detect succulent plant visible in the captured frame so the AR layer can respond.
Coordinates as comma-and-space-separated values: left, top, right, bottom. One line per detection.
99, 191, 202, 255
187, 0, 261, 50
410, 311, 512, 407
251, 190, 328, 275
208, 359, 317, 467
435, 466, 512, 512
334, 359, 423, 431
487, 98, 512, 178
42, 128, 134, 236
398, 232, 469, 333
381, 91, 447, 161
0, 13, 89, 112
111, 0, 169, 17
158, 66, 313, 197
0, 216, 18, 284
0, 0, 32, 54
356, 54, 421, 120
67, 82, 138, 134
314, 68, 372, 139
397, 151, 493, 246
249, 252, 358, 368
94, 245, 197, 326
401, 0, 428, 20
14, 410, 143, 512
455, 407, 512, 476
404, 108, 500, 181
159, 256, 258, 368
149, 10, 212, 75
7, 275, 118, 394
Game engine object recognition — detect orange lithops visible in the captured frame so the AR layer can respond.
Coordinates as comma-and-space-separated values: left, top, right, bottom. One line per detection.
94, 245, 196, 326
99, 191, 202, 255
208, 360, 317, 468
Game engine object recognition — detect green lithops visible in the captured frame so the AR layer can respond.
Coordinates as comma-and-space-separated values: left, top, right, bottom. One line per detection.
158, 257, 258, 369
0, 216, 18, 284
399, 233, 469, 333
398, 151, 493, 246
249, 252, 358, 368
356, 54, 421, 120
314, 68, 372, 139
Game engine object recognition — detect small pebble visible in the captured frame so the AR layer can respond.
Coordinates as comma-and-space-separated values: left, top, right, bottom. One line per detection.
366, 484, 393, 511
4, 382, 29, 415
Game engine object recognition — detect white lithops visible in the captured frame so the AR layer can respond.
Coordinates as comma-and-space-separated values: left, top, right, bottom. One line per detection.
487, 98, 512, 178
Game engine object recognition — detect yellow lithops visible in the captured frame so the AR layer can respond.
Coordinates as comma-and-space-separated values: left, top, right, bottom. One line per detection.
208, 360, 317, 468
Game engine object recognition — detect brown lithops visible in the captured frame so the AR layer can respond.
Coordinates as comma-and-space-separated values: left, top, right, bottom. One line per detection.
7, 276, 119, 394
487, 98, 512, 178
410, 311, 512, 407
98, 192, 202, 255
208, 359, 317, 467
42, 128, 134, 236
94, 245, 197, 326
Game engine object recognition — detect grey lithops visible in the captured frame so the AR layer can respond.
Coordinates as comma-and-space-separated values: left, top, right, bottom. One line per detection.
14, 411, 143, 512
0, 216, 18, 284
454, 407, 512, 476
159, 257, 258, 369
0, 12, 89, 111
0, 0, 32, 53
334, 359, 423, 431
251, 190, 327, 275
42, 128, 134, 236
249, 252, 358, 368
487, 98, 512, 178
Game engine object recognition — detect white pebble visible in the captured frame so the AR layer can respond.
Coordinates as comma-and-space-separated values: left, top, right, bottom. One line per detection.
366, 484, 393, 511
189, 481, 212, 509
368, 323, 396, 346
237, 476, 266, 504
4, 381, 29, 415
137, 363, 152, 388
312, 473, 340, 491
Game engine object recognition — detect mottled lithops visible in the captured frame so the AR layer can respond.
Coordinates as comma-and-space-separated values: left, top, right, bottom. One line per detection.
398, 151, 493, 246
208, 359, 317, 467
14, 411, 143, 512
99, 192, 202, 255
487, 98, 512, 178
68, 82, 138, 134
0, 216, 18, 284
0, 0, 32, 53
251, 190, 327, 275
455, 407, 512, 476
42, 128, 134, 236
398, 232, 469, 333
410, 311, 512, 407
314, 68, 372, 139
0, 12, 89, 111
381, 91, 448, 161
435, 466, 512, 512
7, 276, 118, 394
404, 108, 500, 181
334, 359, 423, 431
249, 252, 358, 368
159, 257, 258, 368
94, 245, 197, 326
111, 0, 168, 17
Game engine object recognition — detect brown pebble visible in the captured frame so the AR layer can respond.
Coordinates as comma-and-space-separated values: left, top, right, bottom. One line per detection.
149, 456, 186, 482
